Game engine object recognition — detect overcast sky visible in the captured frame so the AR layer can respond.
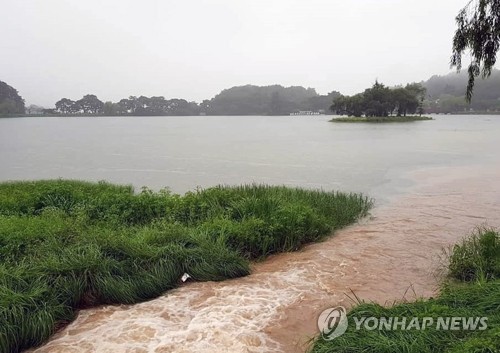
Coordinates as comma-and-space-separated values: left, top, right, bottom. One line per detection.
2, 0, 469, 106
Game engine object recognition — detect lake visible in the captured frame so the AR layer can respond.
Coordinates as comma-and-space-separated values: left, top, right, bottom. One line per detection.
1, 115, 499, 204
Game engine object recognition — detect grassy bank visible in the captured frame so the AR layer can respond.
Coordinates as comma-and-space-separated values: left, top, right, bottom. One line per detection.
0, 180, 371, 353
310, 229, 500, 353
330, 116, 433, 123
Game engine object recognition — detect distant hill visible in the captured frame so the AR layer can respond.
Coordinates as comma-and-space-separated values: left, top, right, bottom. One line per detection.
422, 70, 500, 113
201, 85, 341, 115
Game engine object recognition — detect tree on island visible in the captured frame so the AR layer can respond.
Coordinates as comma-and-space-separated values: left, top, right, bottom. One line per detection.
331, 82, 426, 118
0, 81, 25, 114
362, 81, 394, 117
393, 83, 426, 116
452, 0, 500, 101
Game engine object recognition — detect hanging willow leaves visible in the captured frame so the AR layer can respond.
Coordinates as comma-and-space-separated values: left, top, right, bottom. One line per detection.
451, 0, 500, 101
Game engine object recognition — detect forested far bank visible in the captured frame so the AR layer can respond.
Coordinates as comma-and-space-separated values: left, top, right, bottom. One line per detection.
2, 70, 500, 118
46, 86, 341, 117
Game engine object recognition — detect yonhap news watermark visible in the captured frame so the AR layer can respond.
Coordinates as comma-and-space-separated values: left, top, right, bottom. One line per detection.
318, 306, 488, 341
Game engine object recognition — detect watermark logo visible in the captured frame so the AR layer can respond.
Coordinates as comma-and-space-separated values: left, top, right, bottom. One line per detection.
352, 316, 488, 332
318, 306, 488, 341
317, 306, 348, 340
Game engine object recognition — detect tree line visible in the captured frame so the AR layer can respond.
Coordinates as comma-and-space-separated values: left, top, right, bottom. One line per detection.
331, 82, 426, 117
52, 95, 200, 116
49, 85, 340, 116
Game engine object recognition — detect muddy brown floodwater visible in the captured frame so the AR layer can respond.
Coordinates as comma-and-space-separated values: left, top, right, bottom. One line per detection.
29, 165, 500, 353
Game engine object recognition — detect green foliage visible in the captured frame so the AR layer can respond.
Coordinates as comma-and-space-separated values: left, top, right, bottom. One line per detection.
55, 98, 77, 114
54, 95, 104, 115
103, 101, 119, 116
0, 180, 371, 353
331, 82, 426, 118
76, 94, 104, 115
0, 180, 134, 217
310, 229, 500, 353
331, 94, 365, 117
0, 81, 25, 115
451, 0, 500, 101
54, 95, 200, 116
448, 229, 500, 282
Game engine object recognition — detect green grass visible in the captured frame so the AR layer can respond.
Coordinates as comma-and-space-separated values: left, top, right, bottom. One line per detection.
448, 229, 500, 282
310, 229, 500, 353
330, 116, 433, 123
0, 180, 371, 353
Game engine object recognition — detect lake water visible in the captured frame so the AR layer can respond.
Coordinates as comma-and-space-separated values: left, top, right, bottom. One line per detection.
6, 114, 500, 353
1, 115, 499, 204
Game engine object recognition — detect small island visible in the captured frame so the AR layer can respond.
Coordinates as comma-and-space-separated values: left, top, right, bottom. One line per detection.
331, 116, 432, 123
330, 81, 433, 122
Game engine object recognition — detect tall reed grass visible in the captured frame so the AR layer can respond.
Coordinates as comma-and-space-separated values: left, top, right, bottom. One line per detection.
0, 180, 371, 353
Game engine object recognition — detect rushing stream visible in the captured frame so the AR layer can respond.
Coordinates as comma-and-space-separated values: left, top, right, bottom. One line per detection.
2, 115, 498, 352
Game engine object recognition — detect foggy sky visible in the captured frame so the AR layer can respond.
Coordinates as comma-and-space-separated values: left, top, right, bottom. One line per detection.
1, 0, 469, 106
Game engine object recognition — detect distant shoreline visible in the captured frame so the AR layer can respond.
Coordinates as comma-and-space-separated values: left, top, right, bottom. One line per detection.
1, 113, 335, 118
1, 113, 500, 119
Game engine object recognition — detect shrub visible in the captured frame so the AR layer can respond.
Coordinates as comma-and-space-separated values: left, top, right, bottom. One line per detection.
448, 229, 500, 281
